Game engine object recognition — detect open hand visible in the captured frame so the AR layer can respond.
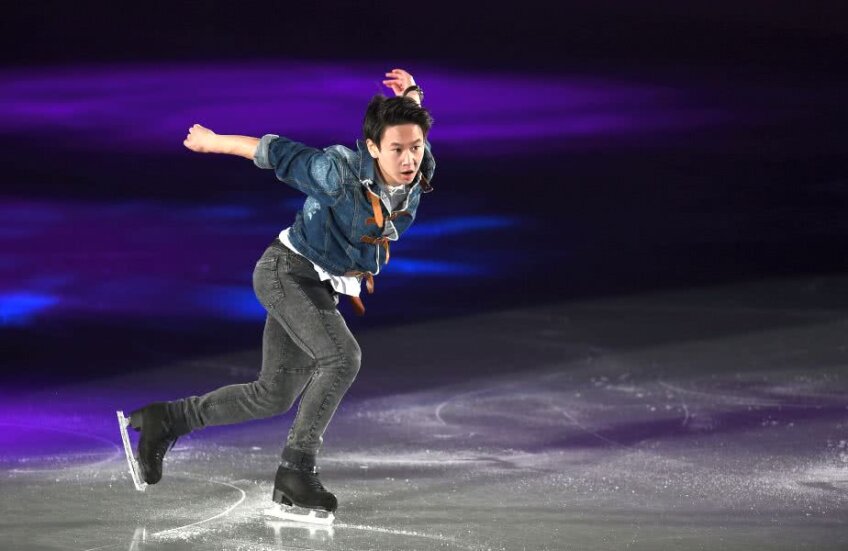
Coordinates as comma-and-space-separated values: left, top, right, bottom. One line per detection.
382, 68, 416, 97
183, 124, 218, 153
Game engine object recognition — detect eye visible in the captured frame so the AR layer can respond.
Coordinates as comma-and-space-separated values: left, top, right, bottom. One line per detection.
412, 146, 421, 151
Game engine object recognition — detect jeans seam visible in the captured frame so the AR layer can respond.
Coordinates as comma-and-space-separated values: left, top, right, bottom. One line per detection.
274, 269, 336, 358
305, 309, 350, 445
267, 250, 357, 453
199, 381, 295, 423
282, 282, 353, 451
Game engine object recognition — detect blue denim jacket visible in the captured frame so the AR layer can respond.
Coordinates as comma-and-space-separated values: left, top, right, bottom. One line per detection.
254, 134, 436, 276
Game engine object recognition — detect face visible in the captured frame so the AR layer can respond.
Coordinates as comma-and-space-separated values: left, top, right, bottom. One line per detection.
366, 124, 425, 186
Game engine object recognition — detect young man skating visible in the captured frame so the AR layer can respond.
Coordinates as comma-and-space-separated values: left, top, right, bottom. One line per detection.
119, 68, 435, 522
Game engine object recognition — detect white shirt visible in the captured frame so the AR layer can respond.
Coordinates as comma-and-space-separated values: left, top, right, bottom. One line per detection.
278, 178, 411, 298
278, 228, 362, 297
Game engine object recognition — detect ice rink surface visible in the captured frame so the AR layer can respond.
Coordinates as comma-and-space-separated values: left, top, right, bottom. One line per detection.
2, 276, 847, 550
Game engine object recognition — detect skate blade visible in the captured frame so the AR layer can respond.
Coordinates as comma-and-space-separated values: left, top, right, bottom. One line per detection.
263, 503, 335, 526
116, 410, 147, 492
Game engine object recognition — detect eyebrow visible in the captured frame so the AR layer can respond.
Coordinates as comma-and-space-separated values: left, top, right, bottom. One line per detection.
389, 139, 423, 146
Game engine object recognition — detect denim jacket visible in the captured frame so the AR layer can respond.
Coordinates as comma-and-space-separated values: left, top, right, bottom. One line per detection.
254, 134, 436, 276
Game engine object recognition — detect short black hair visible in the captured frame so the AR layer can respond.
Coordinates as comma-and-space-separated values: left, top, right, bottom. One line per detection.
363, 95, 433, 150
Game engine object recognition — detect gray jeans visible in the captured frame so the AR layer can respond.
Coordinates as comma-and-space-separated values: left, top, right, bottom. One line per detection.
173, 240, 361, 458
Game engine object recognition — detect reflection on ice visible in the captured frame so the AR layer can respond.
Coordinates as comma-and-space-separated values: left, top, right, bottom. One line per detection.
265, 518, 334, 543
128, 527, 147, 551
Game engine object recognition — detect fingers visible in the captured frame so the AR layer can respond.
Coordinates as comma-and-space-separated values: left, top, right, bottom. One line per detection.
383, 69, 417, 98
385, 69, 411, 81
184, 124, 200, 148
384, 68, 415, 92
384, 70, 409, 82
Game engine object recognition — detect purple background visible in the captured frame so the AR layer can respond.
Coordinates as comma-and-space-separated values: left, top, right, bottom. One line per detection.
2, 1, 846, 381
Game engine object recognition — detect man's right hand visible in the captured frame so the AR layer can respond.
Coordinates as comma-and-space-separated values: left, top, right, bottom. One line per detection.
183, 123, 218, 153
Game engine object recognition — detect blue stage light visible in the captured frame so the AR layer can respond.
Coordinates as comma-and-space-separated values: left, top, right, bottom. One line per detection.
0, 293, 59, 326
404, 215, 519, 238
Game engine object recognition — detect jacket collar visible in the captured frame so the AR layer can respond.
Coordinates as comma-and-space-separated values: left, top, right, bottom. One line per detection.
356, 138, 435, 192
356, 139, 377, 184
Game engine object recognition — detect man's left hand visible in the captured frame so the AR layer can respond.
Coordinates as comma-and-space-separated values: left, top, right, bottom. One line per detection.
382, 68, 419, 102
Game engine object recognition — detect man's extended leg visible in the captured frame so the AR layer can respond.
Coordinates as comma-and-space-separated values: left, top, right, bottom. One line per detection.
129, 311, 315, 485
173, 313, 315, 429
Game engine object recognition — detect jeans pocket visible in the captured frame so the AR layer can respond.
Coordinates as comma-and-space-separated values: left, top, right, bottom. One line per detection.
253, 254, 285, 306
282, 248, 311, 272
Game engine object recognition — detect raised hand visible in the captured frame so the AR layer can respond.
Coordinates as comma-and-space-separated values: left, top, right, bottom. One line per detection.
382, 68, 417, 97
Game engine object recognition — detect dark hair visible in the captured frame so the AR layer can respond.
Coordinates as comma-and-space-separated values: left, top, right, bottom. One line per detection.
362, 95, 434, 150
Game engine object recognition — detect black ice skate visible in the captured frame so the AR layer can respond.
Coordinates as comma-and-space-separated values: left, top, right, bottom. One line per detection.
263, 462, 337, 525
118, 402, 187, 487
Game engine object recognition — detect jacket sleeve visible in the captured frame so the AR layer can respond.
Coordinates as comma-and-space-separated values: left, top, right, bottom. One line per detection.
253, 134, 345, 206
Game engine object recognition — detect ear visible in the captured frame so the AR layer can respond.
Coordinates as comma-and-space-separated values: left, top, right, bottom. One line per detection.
365, 138, 380, 159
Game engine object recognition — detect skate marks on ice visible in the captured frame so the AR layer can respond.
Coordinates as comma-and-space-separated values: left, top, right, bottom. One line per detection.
337, 310, 848, 547
78, 474, 247, 551
65, 464, 477, 551
415, 329, 848, 456
0, 423, 484, 551
266, 515, 482, 551
330, 521, 480, 551
0, 422, 122, 473
146, 475, 247, 538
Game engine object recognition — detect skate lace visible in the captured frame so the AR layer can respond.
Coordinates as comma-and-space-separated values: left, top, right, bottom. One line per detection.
303, 472, 327, 492
153, 435, 179, 462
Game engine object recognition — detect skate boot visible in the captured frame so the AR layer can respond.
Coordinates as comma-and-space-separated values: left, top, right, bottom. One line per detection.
128, 402, 188, 485
264, 452, 337, 525
272, 462, 338, 512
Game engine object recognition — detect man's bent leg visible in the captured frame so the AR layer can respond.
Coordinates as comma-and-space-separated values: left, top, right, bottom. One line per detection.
281, 308, 360, 458
266, 249, 361, 461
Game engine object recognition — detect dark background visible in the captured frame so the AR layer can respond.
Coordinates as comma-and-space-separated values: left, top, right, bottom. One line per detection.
4, 1, 847, 76
2, 1, 847, 383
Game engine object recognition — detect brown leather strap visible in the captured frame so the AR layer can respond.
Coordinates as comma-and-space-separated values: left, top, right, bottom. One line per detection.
348, 296, 365, 316
367, 192, 384, 228
343, 273, 373, 316
360, 236, 390, 264
370, 209, 410, 225
362, 271, 375, 293
343, 270, 375, 294
350, 188, 395, 316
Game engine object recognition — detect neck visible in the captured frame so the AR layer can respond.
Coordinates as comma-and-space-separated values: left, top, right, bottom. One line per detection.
375, 160, 404, 187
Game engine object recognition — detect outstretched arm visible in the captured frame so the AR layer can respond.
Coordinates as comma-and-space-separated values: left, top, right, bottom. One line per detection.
183, 124, 343, 204
183, 124, 258, 159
